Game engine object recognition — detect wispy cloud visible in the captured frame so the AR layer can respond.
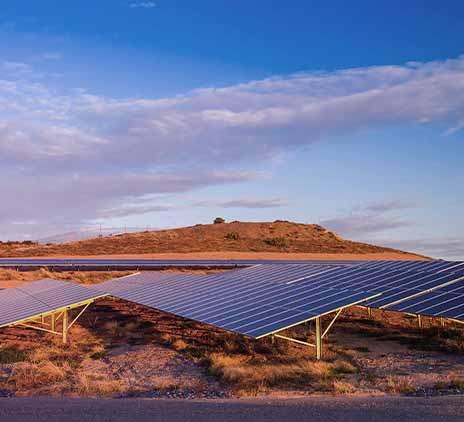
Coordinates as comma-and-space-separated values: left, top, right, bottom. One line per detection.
320, 214, 412, 237
192, 198, 289, 209
359, 200, 419, 213
37, 52, 62, 61
219, 198, 289, 209
1, 56, 464, 238
372, 237, 464, 260
320, 200, 418, 237
129, 2, 156, 8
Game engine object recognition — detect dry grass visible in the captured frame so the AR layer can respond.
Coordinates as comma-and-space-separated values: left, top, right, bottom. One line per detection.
0, 221, 425, 258
207, 352, 340, 393
332, 380, 356, 394
75, 374, 124, 396
450, 378, 464, 390
385, 376, 415, 394
0, 269, 133, 288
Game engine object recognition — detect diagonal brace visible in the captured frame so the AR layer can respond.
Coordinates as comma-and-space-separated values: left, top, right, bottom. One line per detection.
67, 302, 92, 330
274, 333, 316, 348
321, 308, 343, 339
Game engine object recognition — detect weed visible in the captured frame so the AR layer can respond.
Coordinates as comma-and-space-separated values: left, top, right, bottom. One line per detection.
0, 346, 28, 364
450, 378, 464, 390
385, 377, 415, 394
332, 380, 355, 394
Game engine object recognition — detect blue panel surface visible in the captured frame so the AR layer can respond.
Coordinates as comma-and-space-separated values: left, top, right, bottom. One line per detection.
98, 267, 376, 338
0, 279, 106, 327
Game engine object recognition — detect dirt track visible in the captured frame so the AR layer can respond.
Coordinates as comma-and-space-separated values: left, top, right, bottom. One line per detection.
0, 396, 463, 422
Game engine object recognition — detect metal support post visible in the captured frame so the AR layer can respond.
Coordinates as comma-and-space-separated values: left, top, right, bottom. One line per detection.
62, 309, 68, 344
315, 317, 322, 360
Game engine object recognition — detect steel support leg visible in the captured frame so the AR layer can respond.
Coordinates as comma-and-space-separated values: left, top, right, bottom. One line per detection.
418, 314, 422, 329
315, 317, 322, 360
62, 309, 68, 344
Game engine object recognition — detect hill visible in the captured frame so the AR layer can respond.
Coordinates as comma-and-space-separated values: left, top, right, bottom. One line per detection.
0, 220, 427, 259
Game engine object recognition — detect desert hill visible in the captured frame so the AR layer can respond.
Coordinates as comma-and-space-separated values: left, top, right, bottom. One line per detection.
0, 220, 427, 259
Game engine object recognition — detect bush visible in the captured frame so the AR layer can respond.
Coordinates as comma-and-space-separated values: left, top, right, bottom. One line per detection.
263, 237, 288, 248
0, 346, 28, 364
214, 217, 225, 224
225, 232, 240, 240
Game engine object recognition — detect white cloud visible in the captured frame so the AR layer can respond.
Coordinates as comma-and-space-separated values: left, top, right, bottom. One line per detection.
2, 56, 464, 168
320, 200, 418, 237
0, 56, 464, 238
371, 237, 464, 260
129, 2, 156, 8
321, 214, 412, 237
37, 52, 63, 61
219, 198, 290, 209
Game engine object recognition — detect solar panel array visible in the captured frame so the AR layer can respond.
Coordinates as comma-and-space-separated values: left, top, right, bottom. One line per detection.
97, 261, 464, 337
96, 272, 209, 295
0, 279, 106, 328
2, 260, 463, 341
385, 279, 464, 320
355, 260, 464, 275
283, 264, 463, 309
96, 267, 377, 338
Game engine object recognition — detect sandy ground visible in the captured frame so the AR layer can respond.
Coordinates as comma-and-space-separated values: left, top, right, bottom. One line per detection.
333, 330, 464, 393
0, 396, 463, 422
9, 252, 429, 261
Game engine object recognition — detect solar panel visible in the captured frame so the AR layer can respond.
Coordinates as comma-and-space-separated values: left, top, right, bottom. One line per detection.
95, 272, 208, 295
280, 264, 463, 308
354, 260, 463, 273
0, 279, 107, 328
384, 279, 464, 321
98, 268, 377, 338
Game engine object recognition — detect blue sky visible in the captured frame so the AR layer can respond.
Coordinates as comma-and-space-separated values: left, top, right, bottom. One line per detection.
0, 1, 463, 259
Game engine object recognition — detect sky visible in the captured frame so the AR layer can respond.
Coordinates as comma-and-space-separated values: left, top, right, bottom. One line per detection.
0, 1, 463, 259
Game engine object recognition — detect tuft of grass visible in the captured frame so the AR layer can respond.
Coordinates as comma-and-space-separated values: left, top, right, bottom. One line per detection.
75, 374, 124, 396
0, 346, 29, 364
173, 339, 188, 351
385, 376, 415, 394
332, 360, 359, 374
90, 351, 107, 360
9, 362, 67, 390
450, 378, 464, 390
434, 380, 447, 389
36, 361, 67, 383
207, 353, 335, 391
332, 380, 355, 394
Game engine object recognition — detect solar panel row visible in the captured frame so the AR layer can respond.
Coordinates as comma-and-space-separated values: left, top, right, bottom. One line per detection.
0, 279, 106, 328
386, 279, 464, 320
289, 265, 464, 309
95, 267, 377, 338
2, 260, 463, 347
93, 261, 464, 339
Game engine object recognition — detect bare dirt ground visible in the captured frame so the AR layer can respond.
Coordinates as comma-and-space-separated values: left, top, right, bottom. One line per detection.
0, 271, 463, 399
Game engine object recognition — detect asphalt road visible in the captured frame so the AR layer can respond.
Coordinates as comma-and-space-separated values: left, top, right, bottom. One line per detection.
0, 396, 463, 422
